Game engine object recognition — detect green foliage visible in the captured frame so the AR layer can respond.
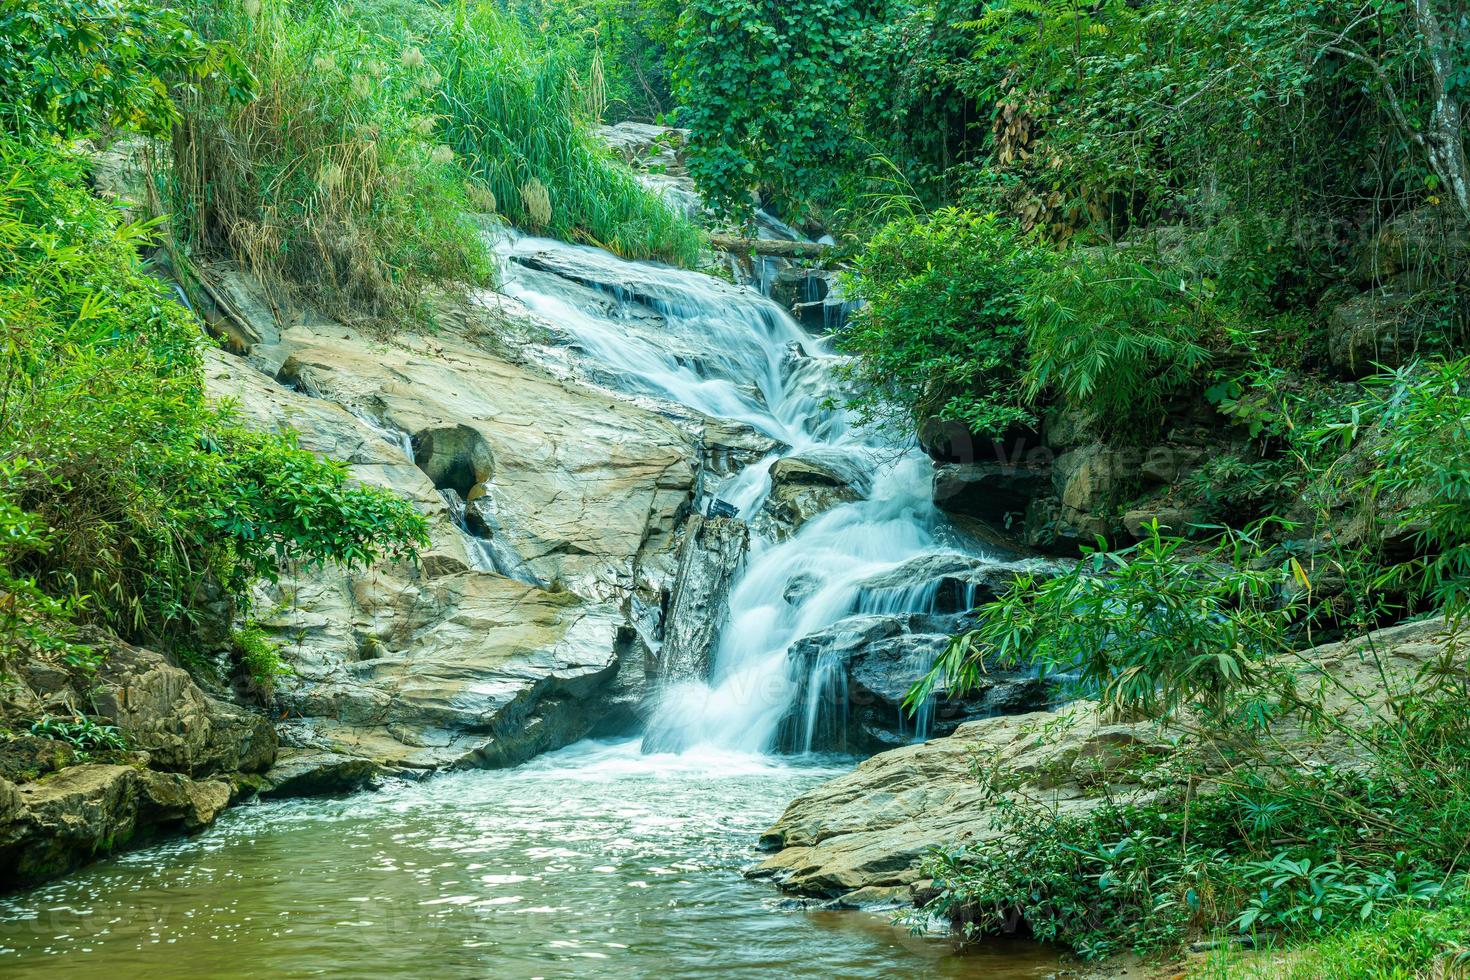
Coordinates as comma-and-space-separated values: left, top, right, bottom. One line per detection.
836, 209, 1050, 439
1354, 359, 1470, 613
429, 2, 701, 264
0, 139, 429, 668
916, 584, 1470, 959
1022, 250, 1226, 435
503, 0, 683, 122
0, 0, 250, 139
1247, 902, 1470, 979
172, 0, 493, 326
30, 715, 127, 753
675, 0, 882, 219
230, 624, 290, 695
909, 522, 1298, 720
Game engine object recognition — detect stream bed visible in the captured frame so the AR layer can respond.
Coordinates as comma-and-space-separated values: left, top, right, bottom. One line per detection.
0, 740, 1057, 978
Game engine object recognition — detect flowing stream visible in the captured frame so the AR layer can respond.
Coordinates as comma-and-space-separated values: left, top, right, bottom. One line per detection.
0, 238, 1058, 976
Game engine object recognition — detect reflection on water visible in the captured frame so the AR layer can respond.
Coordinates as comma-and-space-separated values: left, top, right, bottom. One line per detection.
0, 740, 1057, 978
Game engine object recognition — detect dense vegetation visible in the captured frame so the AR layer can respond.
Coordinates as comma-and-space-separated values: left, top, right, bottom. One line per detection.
648, 0, 1470, 972
6, 0, 1470, 972
0, 0, 701, 696
0, 5, 392, 698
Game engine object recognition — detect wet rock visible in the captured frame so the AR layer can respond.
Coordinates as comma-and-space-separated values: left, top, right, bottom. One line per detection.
778, 612, 1050, 754
851, 554, 1060, 615
258, 750, 380, 799
758, 448, 871, 537
654, 515, 750, 683
932, 461, 1051, 528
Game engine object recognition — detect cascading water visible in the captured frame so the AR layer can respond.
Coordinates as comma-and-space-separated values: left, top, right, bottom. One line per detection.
497, 235, 991, 755
0, 233, 1060, 980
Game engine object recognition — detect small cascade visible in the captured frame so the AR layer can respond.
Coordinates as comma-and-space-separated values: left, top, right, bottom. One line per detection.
491, 232, 1002, 756
437, 489, 497, 573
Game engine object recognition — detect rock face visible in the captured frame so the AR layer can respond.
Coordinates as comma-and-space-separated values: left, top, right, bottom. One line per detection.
779, 612, 1050, 755
932, 461, 1051, 529
753, 618, 1453, 904
1325, 283, 1422, 378
654, 515, 750, 683
89, 643, 277, 777
0, 640, 277, 890
199, 277, 704, 771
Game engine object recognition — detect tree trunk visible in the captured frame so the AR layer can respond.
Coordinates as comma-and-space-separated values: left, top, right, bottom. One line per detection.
709, 235, 829, 258
1414, 0, 1470, 217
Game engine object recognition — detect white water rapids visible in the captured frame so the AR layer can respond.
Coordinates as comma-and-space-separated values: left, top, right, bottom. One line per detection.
497, 236, 992, 754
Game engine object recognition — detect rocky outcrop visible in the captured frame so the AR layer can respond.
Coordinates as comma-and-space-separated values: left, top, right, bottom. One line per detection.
0, 765, 231, 888
752, 617, 1453, 905
654, 515, 749, 683
778, 613, 1050, 754
932, 461, 1051, 529
756, 448, 871, 538
89, 643, 277, 777
850, 554, 1058, 614
198, 277, 705, 770
0, 639, 277, 890
257, 750, 380, 799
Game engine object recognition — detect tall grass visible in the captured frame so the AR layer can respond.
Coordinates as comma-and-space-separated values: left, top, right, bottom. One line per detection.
427, 3, 702, 266
172, 0, 493, 326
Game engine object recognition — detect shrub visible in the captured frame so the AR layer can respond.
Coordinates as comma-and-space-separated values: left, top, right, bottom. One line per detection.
909, 522, 1299, 720
1022, 249, 1226, 435
837, 209, 1052, 440
29, 716, 128, 754
171, 0, 493, 326
0, 139, 430, 669
0, 0, 247, 140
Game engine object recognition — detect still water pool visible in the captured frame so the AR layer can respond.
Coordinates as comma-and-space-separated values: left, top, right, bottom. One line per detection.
0, 740, 1058, 978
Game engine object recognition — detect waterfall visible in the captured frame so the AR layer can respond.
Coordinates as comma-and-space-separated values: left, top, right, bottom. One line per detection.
495, 234, 994, 755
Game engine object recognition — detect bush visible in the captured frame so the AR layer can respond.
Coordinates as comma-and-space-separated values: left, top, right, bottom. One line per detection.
909, 522, 1299, 721
1022, 249, 1229, 435
0, 139, 430, 669
837, 209, 1051, 440
0, 0, 245, 140
172, 0, 493, 326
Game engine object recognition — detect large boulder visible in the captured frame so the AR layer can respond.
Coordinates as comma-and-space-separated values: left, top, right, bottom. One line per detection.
257, 750, 380, 799
850, 554, 1060, 616
653, 515, 750, 683
932, 461, 1052, 528
0, 765, 231, 890
89, 642, 277, 777
1326, 280, 1424, 378
1355, 206, 1469, 288
778, 612, 1050, 754
757, 448, 872, 537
